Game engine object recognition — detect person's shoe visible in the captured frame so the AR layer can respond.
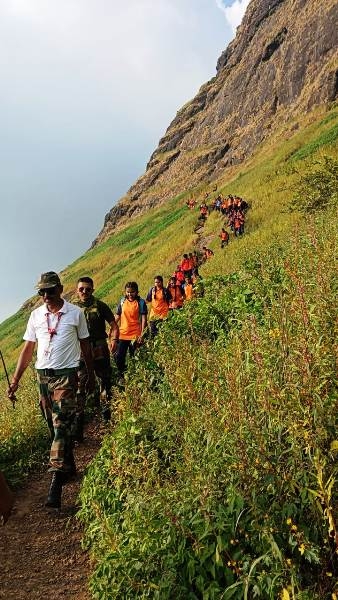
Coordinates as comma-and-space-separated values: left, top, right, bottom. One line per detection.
0, 471, 15, 524
102, 408, 111, 424
61, 447, 77, 482
45, 471, 64, 509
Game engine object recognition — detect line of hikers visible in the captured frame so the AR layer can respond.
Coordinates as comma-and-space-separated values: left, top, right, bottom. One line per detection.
5, 265, 204, 512
3, 184, 251, 514
3, 189, 250, 514
187, 193, 249, 217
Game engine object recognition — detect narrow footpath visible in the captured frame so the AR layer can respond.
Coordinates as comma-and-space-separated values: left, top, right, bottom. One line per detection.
0, 420, 103, 600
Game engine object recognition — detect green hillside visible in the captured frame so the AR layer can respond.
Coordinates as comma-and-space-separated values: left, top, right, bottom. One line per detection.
0, 104, 337, 598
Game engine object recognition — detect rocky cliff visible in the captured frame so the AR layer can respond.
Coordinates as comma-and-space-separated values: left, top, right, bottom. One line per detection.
94, 0, 338, 245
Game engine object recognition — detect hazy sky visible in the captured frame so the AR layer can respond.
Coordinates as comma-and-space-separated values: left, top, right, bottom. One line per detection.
0, 0, 250, 324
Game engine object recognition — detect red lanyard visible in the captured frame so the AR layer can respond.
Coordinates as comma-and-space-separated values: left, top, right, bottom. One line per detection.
46, 311, 62, 340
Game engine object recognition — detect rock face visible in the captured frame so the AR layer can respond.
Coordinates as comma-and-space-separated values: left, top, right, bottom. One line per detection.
94, 0, 338, 245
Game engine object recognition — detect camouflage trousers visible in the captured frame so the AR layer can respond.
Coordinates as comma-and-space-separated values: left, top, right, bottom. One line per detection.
37, 369, 77, 473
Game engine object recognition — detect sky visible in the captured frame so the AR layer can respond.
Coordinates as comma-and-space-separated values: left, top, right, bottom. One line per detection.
0, 0, 250, 324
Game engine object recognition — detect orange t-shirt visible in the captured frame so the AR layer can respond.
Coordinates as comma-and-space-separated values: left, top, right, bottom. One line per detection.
169, 285, 185, 308
119, 300, 142, 340
149, 289, 169, 320
184, 284, 194, 300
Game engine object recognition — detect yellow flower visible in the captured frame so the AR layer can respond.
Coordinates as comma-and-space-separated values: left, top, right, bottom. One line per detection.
281, 589, 290, 600
286, 518, 292, 525
298, 543, 305, 555
269, 328, 280, 339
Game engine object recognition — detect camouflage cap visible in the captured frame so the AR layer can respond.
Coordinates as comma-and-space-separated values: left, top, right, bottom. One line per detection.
36, 271, 61, 289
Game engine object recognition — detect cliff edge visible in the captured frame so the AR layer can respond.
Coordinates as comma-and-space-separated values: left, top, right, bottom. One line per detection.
94, 0, 337, 245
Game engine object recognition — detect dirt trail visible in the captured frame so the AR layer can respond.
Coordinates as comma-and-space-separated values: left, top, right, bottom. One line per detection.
193, 218, 215, 252
0, 420, 103, 600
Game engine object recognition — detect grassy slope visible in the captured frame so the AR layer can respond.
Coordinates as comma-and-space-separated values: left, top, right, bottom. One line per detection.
76, 107, 337, 599
1, 105, 337, 356
0, 103, 337, 595
0, 104, 337, 466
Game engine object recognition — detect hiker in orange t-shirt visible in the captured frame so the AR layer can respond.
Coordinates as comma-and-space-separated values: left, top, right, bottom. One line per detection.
168, 277, 185, 310
173, 265, 185, 285
234, 210, 245, 237
180, 254, 193, 278
146, 275, 171, 337
220, 228, 229, 248
114, 282, 147, 378
202, 246, 214, 261
184, 275, 194, 301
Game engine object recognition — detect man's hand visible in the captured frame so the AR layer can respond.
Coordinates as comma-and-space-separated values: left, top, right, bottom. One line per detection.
136, 335, 144, 347
110, 339, 118, 354
7, 380, 18, 399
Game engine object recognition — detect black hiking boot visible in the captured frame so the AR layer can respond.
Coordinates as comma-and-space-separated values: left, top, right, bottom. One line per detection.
102, 408, 111, 424
63, 447, 77, 479
74, 413, 84, 443
45, 471, 65, 509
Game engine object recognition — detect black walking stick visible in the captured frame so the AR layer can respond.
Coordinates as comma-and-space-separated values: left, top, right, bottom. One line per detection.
0, 349, 16, 408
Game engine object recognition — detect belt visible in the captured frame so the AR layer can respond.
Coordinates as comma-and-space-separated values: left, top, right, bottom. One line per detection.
36, 367, 77, 377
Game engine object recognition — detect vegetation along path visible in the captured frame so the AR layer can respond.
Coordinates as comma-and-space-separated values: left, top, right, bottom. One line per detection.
0, 419, 103, 600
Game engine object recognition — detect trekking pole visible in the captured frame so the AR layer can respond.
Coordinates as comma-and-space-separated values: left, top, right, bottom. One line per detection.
0, 349, 16, 408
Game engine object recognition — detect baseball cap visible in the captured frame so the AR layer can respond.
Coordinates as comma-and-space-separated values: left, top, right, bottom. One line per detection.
36, 271, 61, 290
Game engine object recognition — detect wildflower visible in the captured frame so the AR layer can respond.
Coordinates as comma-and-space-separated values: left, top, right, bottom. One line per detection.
298, 543, 305, 555
268, 328, 280, 338
286, 518, 292, 526
291, 524, 298, 532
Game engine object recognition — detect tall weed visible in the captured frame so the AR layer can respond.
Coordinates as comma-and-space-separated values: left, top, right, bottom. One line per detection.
79, 214, 337, 599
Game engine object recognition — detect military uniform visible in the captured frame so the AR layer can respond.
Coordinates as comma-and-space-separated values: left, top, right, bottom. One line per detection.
75, 297, 114, 425
8, 271, 95, 509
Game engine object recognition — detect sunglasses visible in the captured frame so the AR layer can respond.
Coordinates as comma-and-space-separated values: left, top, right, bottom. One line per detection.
78, 287, 92, 293
38, 286, 58, 296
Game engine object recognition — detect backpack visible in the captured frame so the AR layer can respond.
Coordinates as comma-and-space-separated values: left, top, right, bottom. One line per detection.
148, 286, 171, 304
119, 296, 147, 315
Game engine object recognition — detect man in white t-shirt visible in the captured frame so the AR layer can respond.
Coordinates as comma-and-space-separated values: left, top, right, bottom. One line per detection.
8, 271, 95, 510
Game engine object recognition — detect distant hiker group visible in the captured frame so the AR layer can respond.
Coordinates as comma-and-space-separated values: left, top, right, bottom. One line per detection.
188, 191, 249, 247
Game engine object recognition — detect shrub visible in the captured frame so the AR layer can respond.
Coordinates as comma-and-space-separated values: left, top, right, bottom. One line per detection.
290, 155, 338, 213
78, 215, 338, 599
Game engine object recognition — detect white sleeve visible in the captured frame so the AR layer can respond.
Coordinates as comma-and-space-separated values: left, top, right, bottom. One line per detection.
23, 313, 37, 342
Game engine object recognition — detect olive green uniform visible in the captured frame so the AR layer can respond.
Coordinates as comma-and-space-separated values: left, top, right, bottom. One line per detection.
75, 297, 114, 425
